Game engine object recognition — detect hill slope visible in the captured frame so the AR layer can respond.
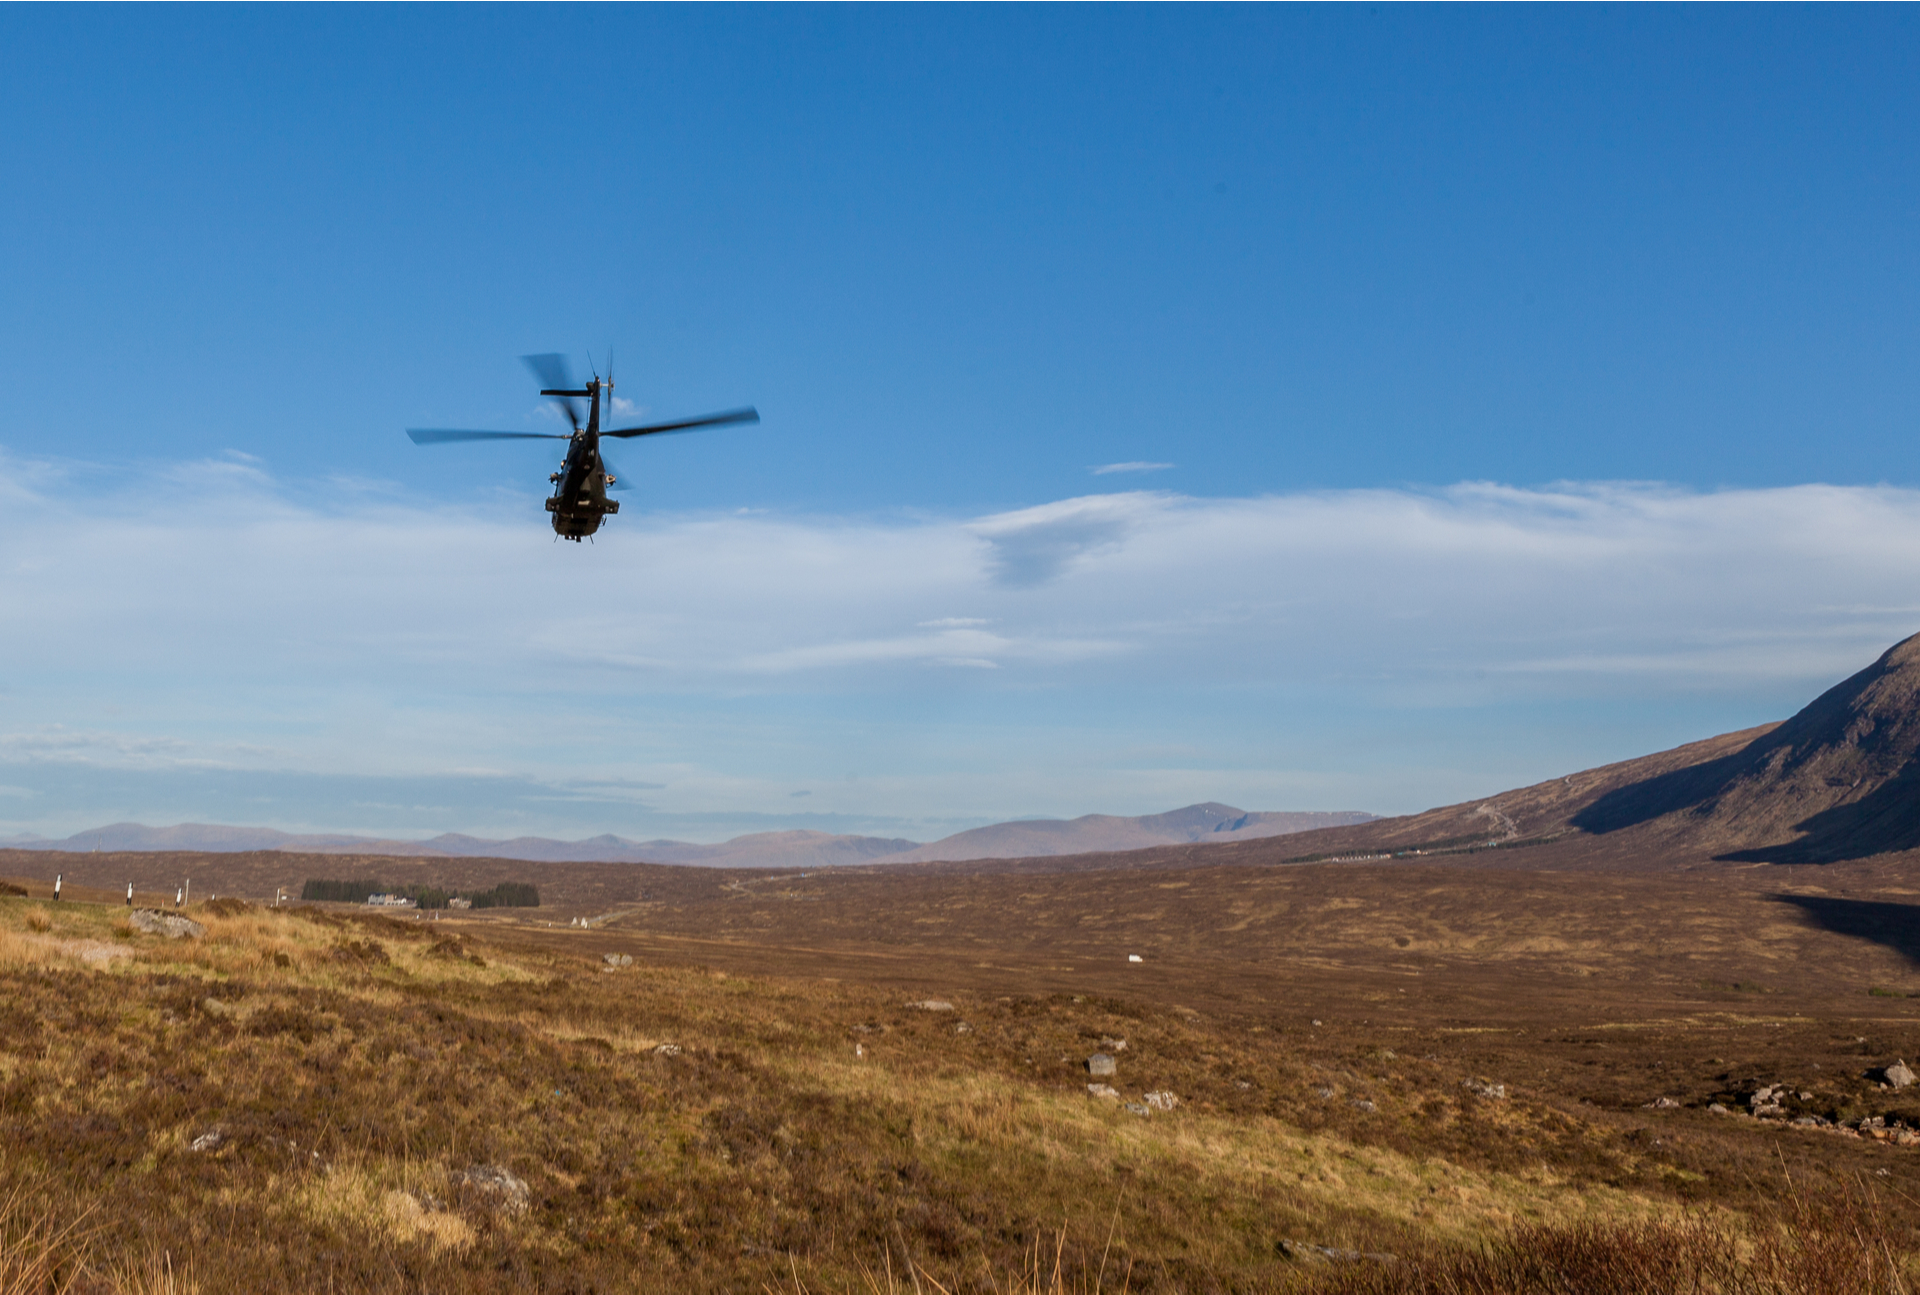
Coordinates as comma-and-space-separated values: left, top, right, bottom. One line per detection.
873, 804, 1376, 863
1573, 632, 1920, 862
1149, 631, 1920, 872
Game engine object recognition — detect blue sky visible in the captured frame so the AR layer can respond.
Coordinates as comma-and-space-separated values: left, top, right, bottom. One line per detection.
1, 6, 1917, 842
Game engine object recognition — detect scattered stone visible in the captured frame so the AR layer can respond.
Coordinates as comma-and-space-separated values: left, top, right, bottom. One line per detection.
953, 1021, 973, 1034
200, 997, 239, 1020
1098, 1037, 1127, 1052
907, 999, 954, 1011
651, 1043, 682, 1057
1644, 1097, 1681, 1110
854, 1043, 866, 1059
1128, 954, 1143, 963
1086, 1053, 1117, 1077
128, 909, 204, 940
1087, 1083, 1119, 1099
1312, 1019, 1323, 1026
1144, 1090, 1179, 1111
601, 953, 633, 967
1888, 1060, 1916, 1089
456, 1164, 530, 1215
1462, 1079, 1506, 1100
1709, 1103, 1733, 1114
190, 1130, 225, 1153
1315, 1086, 1336, 1100
1235, 1080, 1253, 1090
1123, 1102, 1150, 1116
1349, 1098, 1377, 1113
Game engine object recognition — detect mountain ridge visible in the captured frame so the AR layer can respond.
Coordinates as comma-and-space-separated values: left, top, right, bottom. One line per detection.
8, 804, 1376, 869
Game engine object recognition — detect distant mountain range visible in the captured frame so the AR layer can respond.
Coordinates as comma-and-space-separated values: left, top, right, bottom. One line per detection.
0, 804, 1376, 869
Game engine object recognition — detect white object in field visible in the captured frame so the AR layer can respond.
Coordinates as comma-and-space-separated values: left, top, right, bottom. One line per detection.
1128, 954, 1143, 963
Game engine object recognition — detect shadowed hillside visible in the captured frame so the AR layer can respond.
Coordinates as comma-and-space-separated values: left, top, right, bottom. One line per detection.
1573, 632, 1920, 863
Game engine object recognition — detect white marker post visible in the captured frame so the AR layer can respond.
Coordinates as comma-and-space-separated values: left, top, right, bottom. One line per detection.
125, 881, 133, 907
53, 874, 61, 901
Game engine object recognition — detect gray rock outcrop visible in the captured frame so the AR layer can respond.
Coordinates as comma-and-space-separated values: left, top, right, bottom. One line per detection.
128, 909, 204, 939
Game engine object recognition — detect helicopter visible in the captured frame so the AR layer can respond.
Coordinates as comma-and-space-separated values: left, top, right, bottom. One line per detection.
407, 354, 759, 541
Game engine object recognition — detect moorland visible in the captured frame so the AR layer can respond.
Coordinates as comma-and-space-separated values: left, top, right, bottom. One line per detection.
7, 636, 1920, 1292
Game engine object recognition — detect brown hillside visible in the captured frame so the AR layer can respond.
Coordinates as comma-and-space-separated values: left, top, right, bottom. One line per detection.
1571, 632, 1920, 862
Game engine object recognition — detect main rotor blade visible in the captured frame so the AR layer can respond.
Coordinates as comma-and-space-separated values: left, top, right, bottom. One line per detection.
407, 428, 570, 444
522, 353, 582, 431
521, 353, 577, 391
603, 407, 760, 439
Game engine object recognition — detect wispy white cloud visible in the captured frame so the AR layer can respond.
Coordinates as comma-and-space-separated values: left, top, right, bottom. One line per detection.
1, 451, 1917, 832
1092, 461, 1174, 475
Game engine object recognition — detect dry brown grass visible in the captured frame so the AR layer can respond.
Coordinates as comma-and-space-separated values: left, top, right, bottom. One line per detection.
1, 886, 1916, 1293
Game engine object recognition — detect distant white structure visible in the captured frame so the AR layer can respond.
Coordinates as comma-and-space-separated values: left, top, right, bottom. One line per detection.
447, 896, 472, 910
365, 893, 416, 908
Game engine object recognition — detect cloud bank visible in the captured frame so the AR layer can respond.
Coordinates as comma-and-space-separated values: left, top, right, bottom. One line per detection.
2, 453, 1916, 836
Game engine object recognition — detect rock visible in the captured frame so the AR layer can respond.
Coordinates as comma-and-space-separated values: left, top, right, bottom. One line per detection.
1087, 1083, 1119, 1099
190, 1130, 225, 1152
651, 1043, 681, 1057
953, 1021, 973, 1034
1888, 1060, 1916, 1089
1127, 954, 1143, 963
1315, 1086, 1336, 1100
1277, 1239, 1397, 1264
1098, 1037, 1127, 1052
1462, 1079, 1506, 1100
1123, 1102, 1150, 1116
456, 1164, 530, 1215
1144, 1091, 1179, 1111
1349, 1098, 1376, 1113
1709, 1102, 1733, 1114
128, 910, 204, 940
1644, 1097, 1681, 1110
907, 999, 954, 1011
1086, 1053, 1117, 1077
200, 997, 239, 1020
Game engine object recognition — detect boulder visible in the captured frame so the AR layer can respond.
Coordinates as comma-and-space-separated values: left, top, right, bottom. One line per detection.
1462, 1078, 1507, 1100
456, 1164, 530, 1215
1086, 1053, 1116, 1077
600, 953, 633, 967
1888, 1060, 1916, 1089
1144, 1091, 1179, 1111
1087, 1083, 1119, 1099
1277, 1239, 1397, 1264
128, 909, 204, 940
907, 999, 954, 1011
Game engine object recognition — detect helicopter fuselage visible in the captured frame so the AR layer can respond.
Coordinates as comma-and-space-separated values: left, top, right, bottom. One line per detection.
545, 382, 619, 541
